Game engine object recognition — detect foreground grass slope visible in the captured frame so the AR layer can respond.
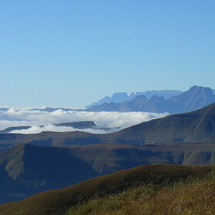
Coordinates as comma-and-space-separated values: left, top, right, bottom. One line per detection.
67, 175, 215, 215
1, 164, 215, 215
1, 142, 215, 204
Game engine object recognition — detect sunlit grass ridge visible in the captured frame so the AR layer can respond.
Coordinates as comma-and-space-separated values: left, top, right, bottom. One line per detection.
1, 164, 215, 215
66, 169, 215, 215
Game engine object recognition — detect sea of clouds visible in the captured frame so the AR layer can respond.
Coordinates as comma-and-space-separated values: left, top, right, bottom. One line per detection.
0, 107, 168, 134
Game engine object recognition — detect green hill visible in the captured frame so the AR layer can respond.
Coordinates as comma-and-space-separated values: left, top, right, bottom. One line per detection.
59, 101, 215, 145
107, 101, 215, 144
1, 164, 215, 215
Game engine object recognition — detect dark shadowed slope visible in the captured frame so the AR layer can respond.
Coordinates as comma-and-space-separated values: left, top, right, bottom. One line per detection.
0, 143, 100, 204
1, 164, 215, 215
67, 143, 215, 174
1, 142, 215, 204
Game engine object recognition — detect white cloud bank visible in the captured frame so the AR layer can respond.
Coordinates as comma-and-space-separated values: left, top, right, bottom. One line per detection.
0, 107, 168, 134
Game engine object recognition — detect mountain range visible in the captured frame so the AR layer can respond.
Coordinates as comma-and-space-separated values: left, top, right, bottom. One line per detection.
86, 90, 182, 108
1, 100, 215, 151
0, 102, 215, 203
1, 99, 215, 205
87, 86, 215, 114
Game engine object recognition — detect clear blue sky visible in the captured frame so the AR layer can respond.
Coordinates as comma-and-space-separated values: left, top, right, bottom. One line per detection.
1, 0, 215, 107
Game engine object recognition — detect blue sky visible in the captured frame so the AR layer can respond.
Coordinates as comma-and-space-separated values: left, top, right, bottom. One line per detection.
1, 0, 215, 108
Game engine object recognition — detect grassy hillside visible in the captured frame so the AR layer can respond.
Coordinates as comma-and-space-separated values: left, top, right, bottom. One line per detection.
1, 164, 215, 215
1, 142, 215, 204
66, 174, 215, 215
110, 101, 215, 145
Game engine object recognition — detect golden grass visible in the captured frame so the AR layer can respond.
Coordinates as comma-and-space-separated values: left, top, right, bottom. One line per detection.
66, 174, 215, 215
1, 164, 215, 215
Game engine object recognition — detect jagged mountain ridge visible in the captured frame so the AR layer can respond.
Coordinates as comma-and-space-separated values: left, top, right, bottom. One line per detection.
86, 90, 182, 108
87, 86, 215, 114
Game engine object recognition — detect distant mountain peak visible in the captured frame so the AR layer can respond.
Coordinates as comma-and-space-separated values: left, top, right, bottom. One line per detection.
86, 90, 182, 108
131, 95, 148, 101
189, 85, 212, 93
87, 86, 215, 114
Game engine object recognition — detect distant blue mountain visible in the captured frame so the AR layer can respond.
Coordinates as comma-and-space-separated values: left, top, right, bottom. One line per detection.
87, 86, 215, 114
86, 90, 182, 108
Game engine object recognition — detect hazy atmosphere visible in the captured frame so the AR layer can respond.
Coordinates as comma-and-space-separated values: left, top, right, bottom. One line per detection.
0, 107, 167, 133
1, 1, 215, 107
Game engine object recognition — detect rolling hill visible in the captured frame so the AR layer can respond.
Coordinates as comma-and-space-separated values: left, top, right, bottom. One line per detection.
109, 99, 215, 145
1, 142, 215, 204
1, 164, 215, 215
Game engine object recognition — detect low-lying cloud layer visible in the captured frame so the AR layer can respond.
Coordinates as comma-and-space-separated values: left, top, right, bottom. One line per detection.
0, 107, 168, 134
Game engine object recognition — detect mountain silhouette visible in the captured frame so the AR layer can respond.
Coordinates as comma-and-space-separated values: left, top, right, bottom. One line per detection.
87, 86, 215, 114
